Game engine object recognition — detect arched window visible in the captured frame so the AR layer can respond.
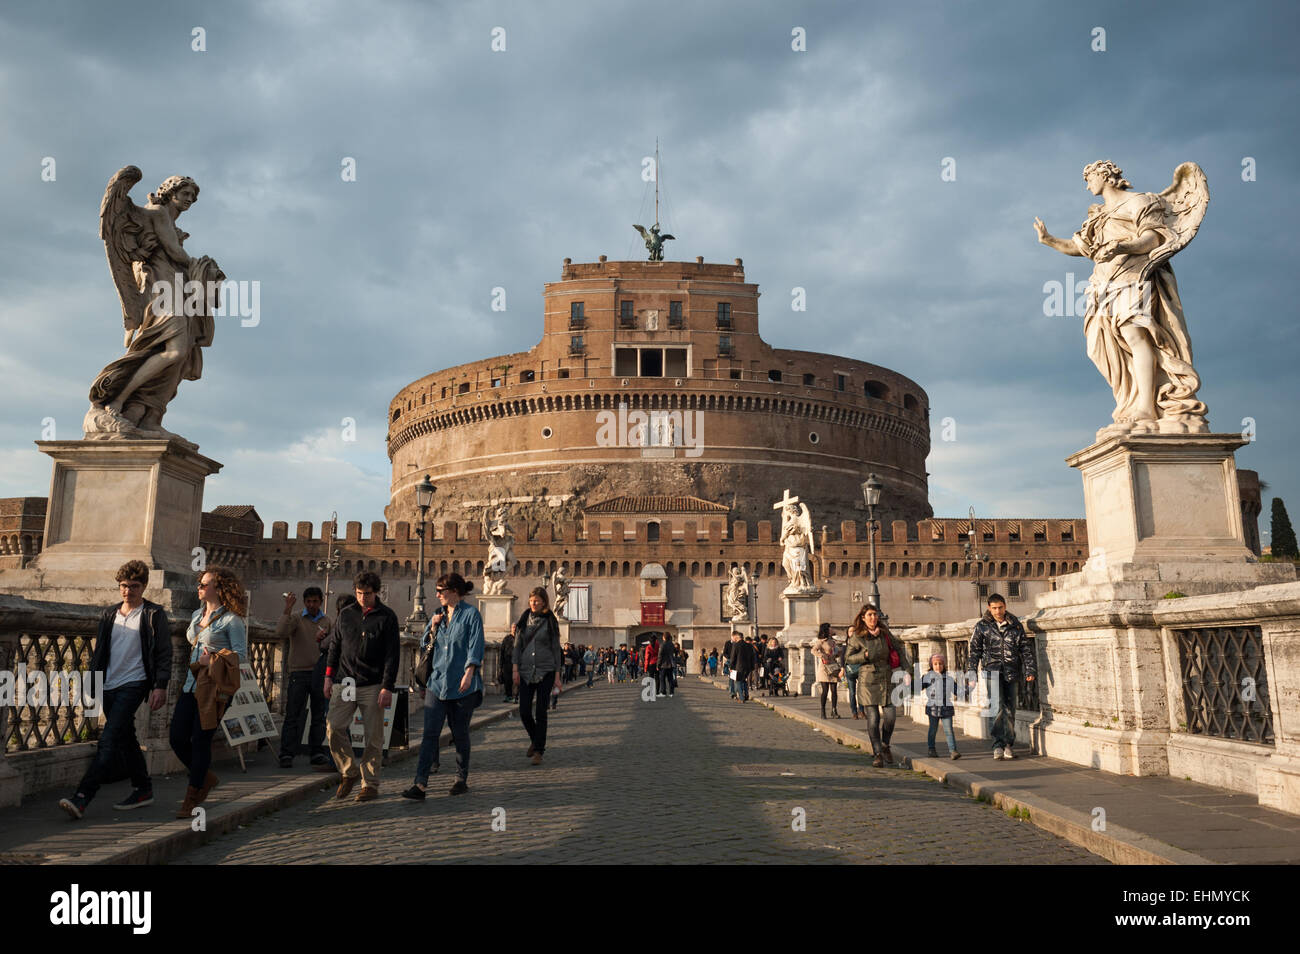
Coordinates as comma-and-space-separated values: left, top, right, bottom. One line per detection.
647, 521, 660, 542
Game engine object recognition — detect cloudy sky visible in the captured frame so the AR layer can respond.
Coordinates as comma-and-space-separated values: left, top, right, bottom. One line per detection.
1, 0, 1296, 542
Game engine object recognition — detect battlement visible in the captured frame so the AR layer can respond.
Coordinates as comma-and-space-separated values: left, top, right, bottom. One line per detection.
244, 516, 1086, 547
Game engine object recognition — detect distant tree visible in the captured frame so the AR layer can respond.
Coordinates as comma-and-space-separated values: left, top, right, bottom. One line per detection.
1272, 498, 1298, 559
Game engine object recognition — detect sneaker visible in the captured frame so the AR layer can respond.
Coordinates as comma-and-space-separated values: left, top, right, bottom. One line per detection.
1003, 747, 1016, 760
656, 693, 664, 698
279, 756, 294, 768
951, 751, 961, 760
449, 779, 469, 795
58, 793, 89, 820
871, 753, 884, 768
530, 752, 544, 766
992, 747, 1004, 760
112, 788, 154, 811
400, 785, 426, 801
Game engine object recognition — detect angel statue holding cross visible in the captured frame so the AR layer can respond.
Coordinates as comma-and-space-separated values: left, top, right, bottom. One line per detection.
774, 490, 817, 594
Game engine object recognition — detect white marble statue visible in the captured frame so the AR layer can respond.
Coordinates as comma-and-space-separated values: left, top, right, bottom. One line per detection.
1035, 160, 1210, 438
723, 564, 751, 622
481, 505, 517, 595
774, 490, 817, 594
550, 565, 570, 619
86, 166, 226, 440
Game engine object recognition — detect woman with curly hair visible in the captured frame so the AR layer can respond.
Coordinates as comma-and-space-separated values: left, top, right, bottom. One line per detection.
170, 565, 247, 817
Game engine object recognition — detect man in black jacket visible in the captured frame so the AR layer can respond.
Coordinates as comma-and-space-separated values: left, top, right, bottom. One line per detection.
966, 594, 1037, 760
722, 634, 737, 697
59, 561, 172, 819
324, 571, 400, 801
730, 632, 756, 703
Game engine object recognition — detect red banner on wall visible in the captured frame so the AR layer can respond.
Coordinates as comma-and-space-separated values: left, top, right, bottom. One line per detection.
641, 602, 665, 625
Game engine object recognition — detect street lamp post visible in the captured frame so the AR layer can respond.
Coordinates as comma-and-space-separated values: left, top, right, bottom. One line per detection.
962, 505, 991, 618
408, 475, 436, 633
861, 474, 884, 618
749, 563, 760, 643
315, 510, 341, 604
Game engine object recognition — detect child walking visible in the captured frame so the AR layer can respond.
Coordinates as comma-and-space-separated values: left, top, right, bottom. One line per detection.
922, 653, 961, 760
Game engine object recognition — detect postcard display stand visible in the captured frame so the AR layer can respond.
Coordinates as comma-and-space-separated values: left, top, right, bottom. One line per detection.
218, 663, 279, 770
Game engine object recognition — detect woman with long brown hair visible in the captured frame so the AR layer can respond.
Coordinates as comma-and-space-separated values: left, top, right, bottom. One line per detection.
170, 565, 247, 816
845, 604, 910, 767
511, 586, 562, 765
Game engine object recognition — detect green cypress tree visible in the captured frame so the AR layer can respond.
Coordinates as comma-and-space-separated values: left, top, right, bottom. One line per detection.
1271, 498, 1298, 560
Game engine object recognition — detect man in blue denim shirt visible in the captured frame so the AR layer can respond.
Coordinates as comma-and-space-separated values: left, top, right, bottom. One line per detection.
402, 572, 484, 799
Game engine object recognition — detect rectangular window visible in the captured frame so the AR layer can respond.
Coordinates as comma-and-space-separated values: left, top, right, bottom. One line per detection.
570, 301, 584, 320
1061, 527, 1074, 542
718, 334, 732, 355
1034, 530, 1046, 542
615, 348, 638, 377
978, 583, 990, 599
457, 382, 470, 394
519, 369, 535, 383
665, 348, 687, 377
620, 301, 635, 327
1008, 530, 1020, 542
566, 583, 591, 623
558, 368, 570, 378
441, 387, 448, 399
669, 301, 683, 327
983, 532, 994, 543
640, 349, 663, 377
569, 335, 584, 354
716, 302, 732, 328
768, 369, 782, 383
729, 369, 741, 379
1008, 581, 1023, 598
803, 373, 816, 386
836, 373, 847, 392
491, 377, 502, 388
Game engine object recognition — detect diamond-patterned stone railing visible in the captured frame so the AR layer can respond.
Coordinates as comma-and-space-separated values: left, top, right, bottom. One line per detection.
1175, 626, 1273, 745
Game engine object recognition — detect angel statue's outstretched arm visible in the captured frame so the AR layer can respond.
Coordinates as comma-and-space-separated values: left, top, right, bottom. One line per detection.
1033, 217, 1085, 257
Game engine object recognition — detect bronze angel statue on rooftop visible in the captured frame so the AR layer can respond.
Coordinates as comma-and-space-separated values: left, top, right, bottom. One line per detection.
84, 165, 226, 440
633, 222, 675, 262
1034, 161, 1210, 438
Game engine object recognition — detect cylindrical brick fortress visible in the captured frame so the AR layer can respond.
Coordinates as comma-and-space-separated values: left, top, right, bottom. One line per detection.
386, 259, 932, 528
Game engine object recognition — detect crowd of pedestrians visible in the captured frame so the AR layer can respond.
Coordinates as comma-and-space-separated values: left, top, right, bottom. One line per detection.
56, 559, 1035, 820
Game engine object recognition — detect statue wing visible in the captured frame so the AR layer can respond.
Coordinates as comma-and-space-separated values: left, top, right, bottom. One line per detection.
660, 233, 675, 241
99, 165, 150, 334
633, 224, 650, 241
1143, 162, 1209, 279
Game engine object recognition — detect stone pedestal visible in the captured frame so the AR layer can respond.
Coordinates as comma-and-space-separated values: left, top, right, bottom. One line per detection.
477, 592, 517, 638
1022, 432, 1297, 795
0, 440, 220, 614
1069, 432, 1254, 567
780, 589, 824, 695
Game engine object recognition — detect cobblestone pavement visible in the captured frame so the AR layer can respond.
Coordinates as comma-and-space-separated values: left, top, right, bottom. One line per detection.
174, 680, 1107, 864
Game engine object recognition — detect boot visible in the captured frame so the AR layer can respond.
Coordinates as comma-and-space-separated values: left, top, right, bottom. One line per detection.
882, 745, 894, 765
197, 771, 219, 803
175, 786, 201, 818
831, 701, 840, 718
820, 699, 827, 719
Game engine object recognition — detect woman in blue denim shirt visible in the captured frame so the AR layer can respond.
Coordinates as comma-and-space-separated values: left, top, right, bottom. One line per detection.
402, 572, 484, 800
170, 566, 247, 817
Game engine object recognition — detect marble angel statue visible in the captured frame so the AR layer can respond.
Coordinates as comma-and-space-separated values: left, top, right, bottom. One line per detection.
1034, 160, 1210, 438
85, 166, 226, 440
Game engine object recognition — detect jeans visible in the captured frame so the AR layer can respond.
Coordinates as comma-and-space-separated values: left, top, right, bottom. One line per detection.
77, 680, 150, 800
987, 672, 1018, 748
862, 704, 898, 756
281, 669, 327, 759
169, 690, 218, 789
927, 715, 957, 752
415, 690, 480, 785
736, 675, 750, 701
519, 671, 556, 754
586, 666, 594, 688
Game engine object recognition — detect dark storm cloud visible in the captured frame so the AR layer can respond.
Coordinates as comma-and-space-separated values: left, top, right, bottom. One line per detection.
1, 0, 1296, 538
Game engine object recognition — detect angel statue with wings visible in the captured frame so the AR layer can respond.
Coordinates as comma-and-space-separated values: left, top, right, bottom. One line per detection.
775, 493, 818, 594
545, 565, 570, 619
481, 505, 517, 595
1035, 161, 1210, 438
723, 564, 751, 622
84, 166, 226, 440
633, 223, 675, 262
